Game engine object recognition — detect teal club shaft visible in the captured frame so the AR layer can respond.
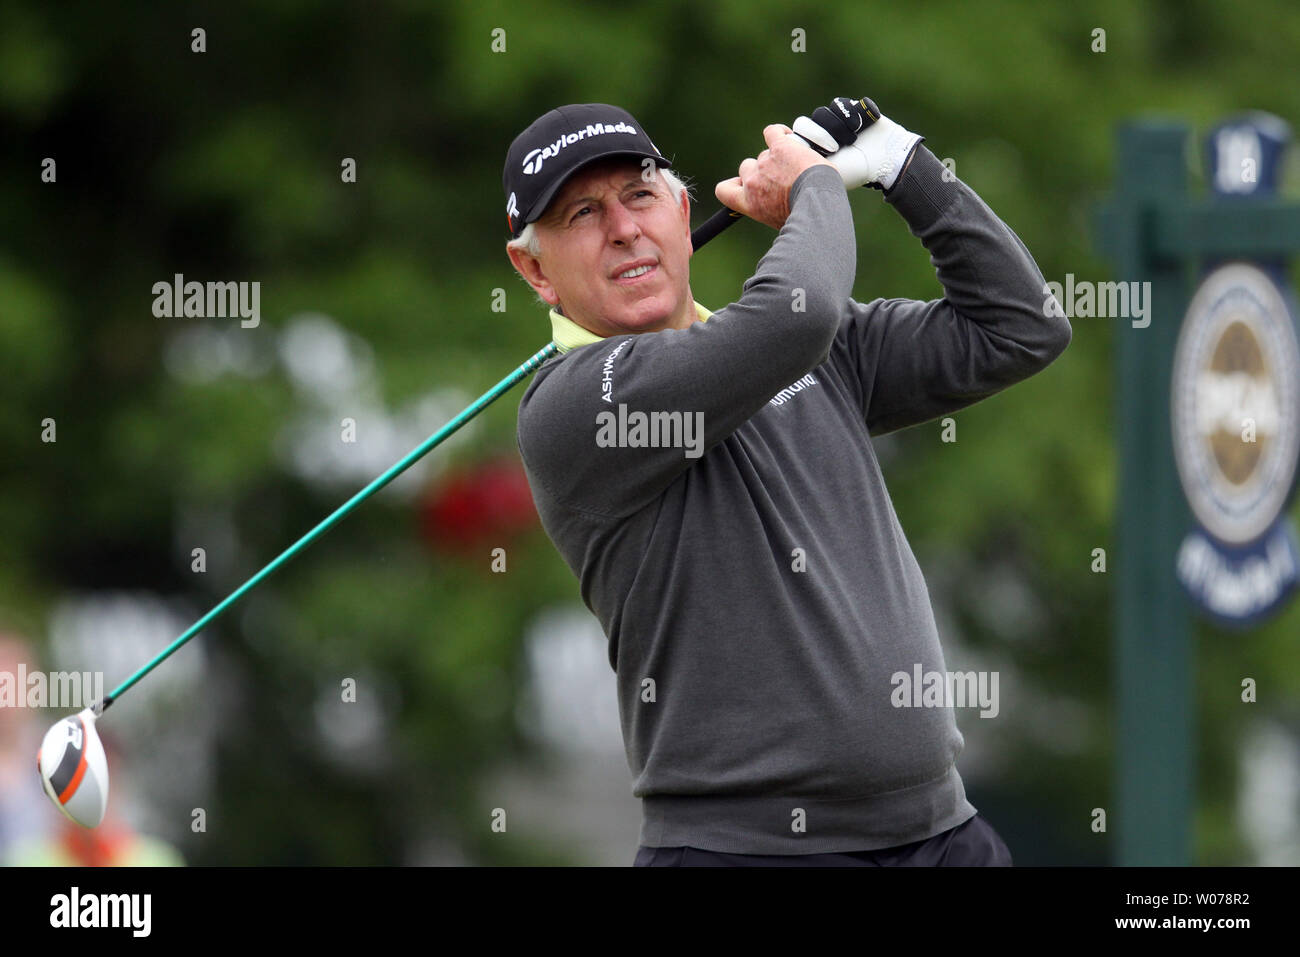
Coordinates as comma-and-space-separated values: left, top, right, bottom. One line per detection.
96, 201, 747, 715
98, 341, 560, 712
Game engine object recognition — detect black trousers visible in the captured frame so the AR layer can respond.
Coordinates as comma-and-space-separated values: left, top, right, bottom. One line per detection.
634, 813, 1012, 866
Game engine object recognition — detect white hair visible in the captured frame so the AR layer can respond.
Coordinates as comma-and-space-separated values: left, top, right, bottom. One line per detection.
507, 167, 692, 259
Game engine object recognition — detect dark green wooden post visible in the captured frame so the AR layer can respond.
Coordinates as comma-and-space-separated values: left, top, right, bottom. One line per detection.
1101, 122, 1195, 865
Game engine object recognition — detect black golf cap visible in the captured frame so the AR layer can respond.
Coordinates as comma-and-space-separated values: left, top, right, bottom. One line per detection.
503, 103, 670, 238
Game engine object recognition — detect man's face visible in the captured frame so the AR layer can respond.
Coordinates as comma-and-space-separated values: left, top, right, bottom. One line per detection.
507, 158, 696, 337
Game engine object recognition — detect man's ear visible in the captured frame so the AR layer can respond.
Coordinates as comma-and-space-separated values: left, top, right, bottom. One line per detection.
506, 242, 560, 307
678, 186, 693, 257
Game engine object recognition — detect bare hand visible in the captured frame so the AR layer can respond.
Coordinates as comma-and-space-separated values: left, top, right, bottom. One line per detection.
714, 124, 835, 230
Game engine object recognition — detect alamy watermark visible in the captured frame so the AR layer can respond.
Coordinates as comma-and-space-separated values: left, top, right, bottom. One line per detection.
890, 664, 999, 718
596, 404, 704, 459
0, 665, 104, 709
1044, 274, 1150, 328
152, 274, 261, 328
50, 887, 151, 937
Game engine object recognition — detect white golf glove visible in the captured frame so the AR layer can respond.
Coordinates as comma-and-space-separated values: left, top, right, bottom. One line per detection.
792, 96, 923, 192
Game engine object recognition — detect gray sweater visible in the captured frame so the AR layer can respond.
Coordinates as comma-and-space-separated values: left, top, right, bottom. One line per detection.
515, 149, 1071, 854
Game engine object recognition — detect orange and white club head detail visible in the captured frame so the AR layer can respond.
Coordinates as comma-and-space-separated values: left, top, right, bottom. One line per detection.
37, 708, 109, 828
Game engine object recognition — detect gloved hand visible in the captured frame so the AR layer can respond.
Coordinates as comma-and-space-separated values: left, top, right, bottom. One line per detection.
792, 96, 923, 192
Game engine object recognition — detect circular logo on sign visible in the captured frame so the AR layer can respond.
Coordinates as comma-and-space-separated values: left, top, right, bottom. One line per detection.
1171, 262, 1300, 545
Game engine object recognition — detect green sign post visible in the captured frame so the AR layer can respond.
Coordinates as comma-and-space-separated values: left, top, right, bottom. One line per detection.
1095, 118, 1300, 865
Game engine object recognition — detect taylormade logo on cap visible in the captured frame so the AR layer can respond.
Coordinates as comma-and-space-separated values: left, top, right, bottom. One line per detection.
502, 104, 668, 237
521, 121, 641, 175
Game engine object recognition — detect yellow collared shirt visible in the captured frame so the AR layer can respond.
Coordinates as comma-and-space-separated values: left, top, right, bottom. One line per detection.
549, 301, 714, 354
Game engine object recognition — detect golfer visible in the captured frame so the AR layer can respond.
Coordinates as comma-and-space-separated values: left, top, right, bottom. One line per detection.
504, 100, 1070, 866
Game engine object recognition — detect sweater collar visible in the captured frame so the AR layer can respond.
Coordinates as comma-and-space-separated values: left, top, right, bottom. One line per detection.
549, 301, 713, 354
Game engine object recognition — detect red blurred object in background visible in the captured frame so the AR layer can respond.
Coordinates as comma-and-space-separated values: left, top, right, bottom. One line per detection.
419, 456, 538, 552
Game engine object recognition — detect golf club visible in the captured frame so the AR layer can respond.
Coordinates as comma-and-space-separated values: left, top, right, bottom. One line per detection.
37, 110, 886, 827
